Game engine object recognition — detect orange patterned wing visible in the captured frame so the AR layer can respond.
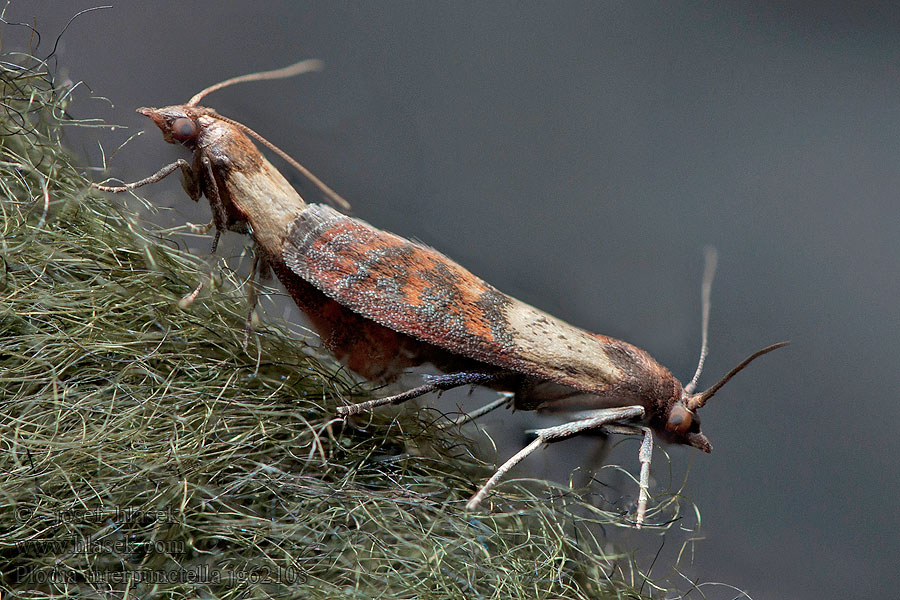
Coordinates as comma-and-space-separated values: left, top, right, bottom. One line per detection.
282, 205, 629, 394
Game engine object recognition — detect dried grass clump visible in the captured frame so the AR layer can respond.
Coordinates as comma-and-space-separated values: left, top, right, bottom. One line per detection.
0, 53, 681, 599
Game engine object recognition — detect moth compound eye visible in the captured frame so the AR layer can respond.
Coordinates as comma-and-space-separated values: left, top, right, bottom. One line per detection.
171, 118, 198, 142
665, 404, 693, 434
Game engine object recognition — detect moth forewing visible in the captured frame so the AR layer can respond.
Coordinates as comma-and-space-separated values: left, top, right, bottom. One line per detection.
282, 204, 659, 399
501, 302, 626, 385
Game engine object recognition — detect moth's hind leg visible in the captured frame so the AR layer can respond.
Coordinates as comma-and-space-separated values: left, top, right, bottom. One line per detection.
337, 372, 506, 417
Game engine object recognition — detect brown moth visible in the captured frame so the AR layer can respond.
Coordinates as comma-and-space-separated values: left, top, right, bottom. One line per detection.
281, 206, 787, 523
94, 61, 787, 527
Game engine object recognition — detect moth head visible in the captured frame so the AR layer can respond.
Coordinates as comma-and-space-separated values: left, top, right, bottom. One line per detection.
135, 61, 351, 211
659, 395, 711, 452
667, 341, 788, 453
137, 105, 206, 148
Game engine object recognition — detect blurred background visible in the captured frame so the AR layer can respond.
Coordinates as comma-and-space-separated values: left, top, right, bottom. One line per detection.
10, 2, 899, 597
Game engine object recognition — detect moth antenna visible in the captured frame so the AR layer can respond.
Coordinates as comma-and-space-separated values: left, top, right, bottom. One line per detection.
188, 59, 324, 106
684, 246, 718, 395
213, 113, 352, 211
686, 341, 789, 411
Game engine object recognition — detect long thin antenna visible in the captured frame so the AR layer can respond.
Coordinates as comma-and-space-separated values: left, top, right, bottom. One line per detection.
686, 341, 789, 410
183, 59, 352, 211
213, 113, 352, 211
188, 59, 324, 106
684, 247, 718, 395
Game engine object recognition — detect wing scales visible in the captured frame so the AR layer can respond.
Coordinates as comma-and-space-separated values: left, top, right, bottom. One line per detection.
282, 205, 625, 394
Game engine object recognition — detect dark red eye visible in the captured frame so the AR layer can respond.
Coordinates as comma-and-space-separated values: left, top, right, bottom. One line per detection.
665, 404, 693, 434
171, 117, 198, 141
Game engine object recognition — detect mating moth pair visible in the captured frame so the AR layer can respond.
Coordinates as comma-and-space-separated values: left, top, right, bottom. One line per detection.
95, 61, 785, 527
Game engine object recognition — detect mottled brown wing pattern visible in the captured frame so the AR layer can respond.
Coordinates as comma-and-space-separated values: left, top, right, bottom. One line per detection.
282, 205, 627, 394
282, 205, 513, 362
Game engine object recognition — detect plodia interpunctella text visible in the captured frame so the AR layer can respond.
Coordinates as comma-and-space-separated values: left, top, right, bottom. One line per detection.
94, 61, 787, 526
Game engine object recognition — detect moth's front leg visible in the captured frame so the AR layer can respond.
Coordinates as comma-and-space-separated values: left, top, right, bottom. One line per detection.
181, 155, 220, 242
465, 405, 647, 519
92, 158, 195, 193
180, 154, 202, 202
192, 156, 227, 253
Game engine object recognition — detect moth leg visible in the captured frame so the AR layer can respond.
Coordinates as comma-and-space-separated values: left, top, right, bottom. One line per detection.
182, 154, 222, 239
597, 423, 654, 528
243, 245, 271, 349
175, 157, 227, 309
636, 427, 654, 528
92, 159, 195, 193
438, 392, 514, 429
465, 405, 645, 513
200, 156, 225, 253
180, 156, 202, 202
186, 219, 216, 235
337, 372, 505, 417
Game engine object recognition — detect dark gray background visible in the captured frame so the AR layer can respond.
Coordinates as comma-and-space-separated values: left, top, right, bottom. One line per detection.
12, 2, 899, 598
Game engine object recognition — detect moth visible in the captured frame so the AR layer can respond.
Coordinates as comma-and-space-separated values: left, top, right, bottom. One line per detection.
94, 61, 787, 527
